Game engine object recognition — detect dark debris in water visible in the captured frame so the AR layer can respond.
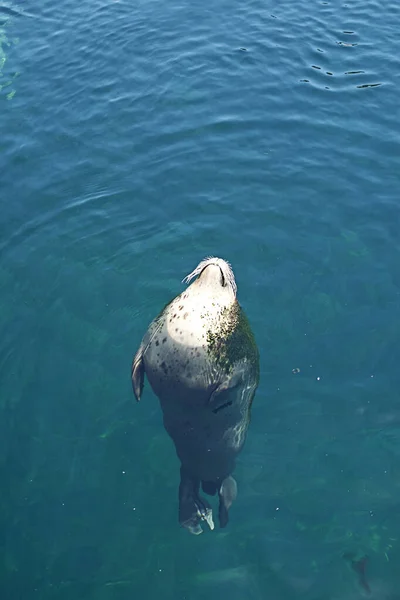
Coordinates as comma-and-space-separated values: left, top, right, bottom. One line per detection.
309, 67, 334, 77
357, 83, 382, 88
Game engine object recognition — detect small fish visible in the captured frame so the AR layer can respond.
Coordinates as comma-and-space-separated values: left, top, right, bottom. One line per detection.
343, 552, 371, 595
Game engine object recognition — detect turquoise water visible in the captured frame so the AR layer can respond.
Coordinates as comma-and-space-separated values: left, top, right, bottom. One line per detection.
1, 0, 400, 597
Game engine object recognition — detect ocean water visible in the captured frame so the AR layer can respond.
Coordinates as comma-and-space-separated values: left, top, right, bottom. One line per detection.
1, 0, 400, 598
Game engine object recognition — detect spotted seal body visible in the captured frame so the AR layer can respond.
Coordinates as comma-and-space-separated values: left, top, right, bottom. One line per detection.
132, 257, 259, 534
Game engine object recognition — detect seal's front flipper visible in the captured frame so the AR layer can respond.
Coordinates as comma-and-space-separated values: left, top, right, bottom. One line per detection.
218, 475, 238, 528
132, 315, 164, 401
208, 370, 244, 414
131, 349, 144, 401
179, 468, 214, 535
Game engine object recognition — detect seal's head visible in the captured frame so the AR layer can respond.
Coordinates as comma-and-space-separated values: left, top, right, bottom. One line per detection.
182, 256, 237, 304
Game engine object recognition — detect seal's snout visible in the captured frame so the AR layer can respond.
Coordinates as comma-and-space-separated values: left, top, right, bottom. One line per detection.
199, 263, 225, 287
182, 257, 237, 297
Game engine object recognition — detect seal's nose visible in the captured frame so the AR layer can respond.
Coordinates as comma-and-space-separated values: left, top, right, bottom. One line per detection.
199, 264, 225, 287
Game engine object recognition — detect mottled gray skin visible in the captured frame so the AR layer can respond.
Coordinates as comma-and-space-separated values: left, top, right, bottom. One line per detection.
132, 259, 259, 534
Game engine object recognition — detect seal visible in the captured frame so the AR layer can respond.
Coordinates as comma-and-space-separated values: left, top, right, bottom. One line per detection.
132, 257, 259, 534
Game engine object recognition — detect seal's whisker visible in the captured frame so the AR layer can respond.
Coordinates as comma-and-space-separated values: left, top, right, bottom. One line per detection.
182, 256, 237, 296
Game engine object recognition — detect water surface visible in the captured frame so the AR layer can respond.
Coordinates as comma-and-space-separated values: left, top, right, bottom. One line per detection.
1, 0, 400, 598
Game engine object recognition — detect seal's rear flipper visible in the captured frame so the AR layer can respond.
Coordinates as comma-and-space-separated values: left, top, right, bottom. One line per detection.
179, 468, 214, 535
218, 475, 238, 528
131, 350, 144, 401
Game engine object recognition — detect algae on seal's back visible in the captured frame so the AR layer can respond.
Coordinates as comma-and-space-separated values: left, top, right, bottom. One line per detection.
132, 256, 260, 535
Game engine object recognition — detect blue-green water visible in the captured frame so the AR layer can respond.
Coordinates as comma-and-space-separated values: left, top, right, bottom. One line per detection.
1, 0, 400, 597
